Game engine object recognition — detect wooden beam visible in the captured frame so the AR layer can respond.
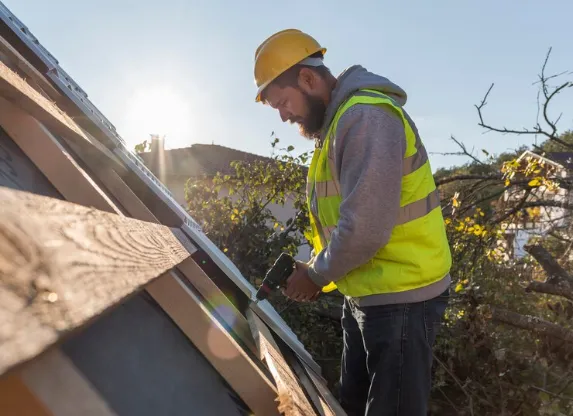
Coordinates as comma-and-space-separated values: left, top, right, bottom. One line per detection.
0, 97, 121, 214
286, 352, 333, 416
0, 373, 53, 416
302, 364, 347, 416
247, 309, 318, 416
20, 349, 117, 416
0, 35, 61, 101
0, 60, 96, 149
0, 186, 190, 376
176, 258, 258, 355
146, 274, 280, 416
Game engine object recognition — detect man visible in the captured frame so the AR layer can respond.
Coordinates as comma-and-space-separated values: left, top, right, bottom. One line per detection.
253, 29, 452, 416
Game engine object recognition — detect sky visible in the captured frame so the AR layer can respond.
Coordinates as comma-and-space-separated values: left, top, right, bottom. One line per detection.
4, 0, 573, 170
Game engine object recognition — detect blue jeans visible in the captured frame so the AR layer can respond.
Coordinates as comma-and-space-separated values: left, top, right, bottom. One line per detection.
339, 289, 449, 416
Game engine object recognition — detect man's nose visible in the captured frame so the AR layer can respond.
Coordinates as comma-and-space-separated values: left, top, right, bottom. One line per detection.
279, 109, 290, 123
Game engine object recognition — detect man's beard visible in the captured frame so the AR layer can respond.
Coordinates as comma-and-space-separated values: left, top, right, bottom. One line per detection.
296, 92, 326, 140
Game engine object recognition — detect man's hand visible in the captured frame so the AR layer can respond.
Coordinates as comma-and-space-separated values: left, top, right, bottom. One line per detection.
282, 261, 321, 302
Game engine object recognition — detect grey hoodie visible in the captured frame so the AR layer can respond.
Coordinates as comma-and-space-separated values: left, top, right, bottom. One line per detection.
307, 65, 450, 306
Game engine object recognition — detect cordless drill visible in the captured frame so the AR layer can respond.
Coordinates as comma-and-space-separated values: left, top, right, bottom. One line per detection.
254, 252, 296, 304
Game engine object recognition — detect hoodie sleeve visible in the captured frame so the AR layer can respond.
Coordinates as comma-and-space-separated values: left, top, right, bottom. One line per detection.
307, 103, 405, 286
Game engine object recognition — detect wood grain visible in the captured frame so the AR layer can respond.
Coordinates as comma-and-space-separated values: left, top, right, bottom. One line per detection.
146, 274, 280, 416
0, 186, 190, 376
247, 309, 318, 416
0, 60, 92, 147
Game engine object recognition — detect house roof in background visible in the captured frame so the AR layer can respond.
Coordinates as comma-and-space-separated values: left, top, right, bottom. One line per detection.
545, 152, 573, 170
139, 144, 308, 178
518, 150, 573, 170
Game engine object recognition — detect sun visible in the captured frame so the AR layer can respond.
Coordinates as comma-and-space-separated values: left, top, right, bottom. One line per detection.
122, 85, 192, 150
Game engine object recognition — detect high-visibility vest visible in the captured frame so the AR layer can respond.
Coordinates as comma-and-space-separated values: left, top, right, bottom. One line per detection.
306, 89, 452, 297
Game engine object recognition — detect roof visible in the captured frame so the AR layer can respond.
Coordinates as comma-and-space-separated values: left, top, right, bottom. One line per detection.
518, 150, 573, 170
138, 143, 308, 178
0, 3, 338, 414
545, 152, 573, 170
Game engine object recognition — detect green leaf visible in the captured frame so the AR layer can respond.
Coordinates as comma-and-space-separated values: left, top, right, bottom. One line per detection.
287, 145, 295, 152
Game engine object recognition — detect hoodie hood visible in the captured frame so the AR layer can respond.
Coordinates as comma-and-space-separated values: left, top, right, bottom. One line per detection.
322, 65, 408, 135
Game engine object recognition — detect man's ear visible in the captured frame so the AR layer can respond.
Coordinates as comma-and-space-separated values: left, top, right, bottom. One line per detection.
297, 67, 316, 93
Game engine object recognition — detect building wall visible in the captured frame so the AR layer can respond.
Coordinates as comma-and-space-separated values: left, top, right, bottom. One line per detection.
503, 165, 571, 259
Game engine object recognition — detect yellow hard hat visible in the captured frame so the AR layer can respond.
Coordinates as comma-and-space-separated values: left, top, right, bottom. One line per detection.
254, 29, 326, 102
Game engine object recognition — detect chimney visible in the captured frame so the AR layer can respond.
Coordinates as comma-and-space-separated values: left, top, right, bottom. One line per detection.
149, 134, 165, 182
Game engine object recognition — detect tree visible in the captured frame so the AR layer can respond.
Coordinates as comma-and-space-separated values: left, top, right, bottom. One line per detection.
134, 48, 572, 415
431, 48, 573, 415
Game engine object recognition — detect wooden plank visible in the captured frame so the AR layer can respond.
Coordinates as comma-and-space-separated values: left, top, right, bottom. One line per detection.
247, 309, 318, 416
0, 186, 190, 376
0, 34, 61, 101
146, 274, 280, 416
0, 60, 99, 151
176, 258, 258, 355
0, 372, 53, 416
0, 97, 121, 214
0, 124, 62, 198
20, 349, 118, 416
303, 364, 347, 416
286, 352, 333, 416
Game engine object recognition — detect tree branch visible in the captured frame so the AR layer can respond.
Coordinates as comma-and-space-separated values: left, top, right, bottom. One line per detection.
494, 189, 532, 224
475, 48, 573, 150
485, 306, 573, 342
526, 281, 573, 302
435, 174, 502, 187
525, 243, 573, 284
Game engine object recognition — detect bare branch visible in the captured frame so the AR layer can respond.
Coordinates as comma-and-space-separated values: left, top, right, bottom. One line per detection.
485, 306, 573, 342
475, 48, 573, 150
526, 281, 573, 302
494, 189, 532, 224
445, 136, 488, 166
436, 174, 502, 187
525, 243, 573, 284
